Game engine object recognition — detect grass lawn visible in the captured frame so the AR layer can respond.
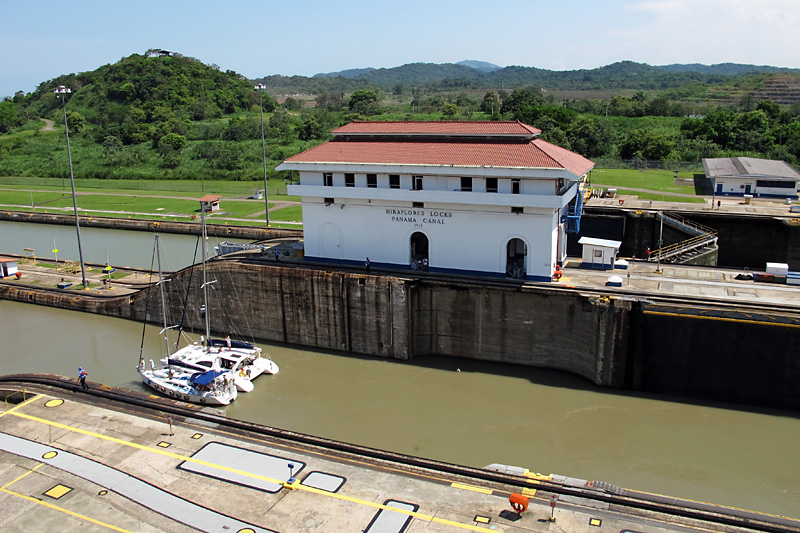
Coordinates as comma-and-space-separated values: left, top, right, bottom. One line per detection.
268, 205, 303, 222
613, 189, 706, 203
0, 176, 298, 198
590, 168, 699, 195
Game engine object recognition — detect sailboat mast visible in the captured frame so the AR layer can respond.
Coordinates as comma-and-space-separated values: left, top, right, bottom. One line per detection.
155, 235, 170, 359
201, 205, 211, 350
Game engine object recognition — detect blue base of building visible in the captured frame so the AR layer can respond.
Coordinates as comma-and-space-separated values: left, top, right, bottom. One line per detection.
302, 256, 553, 282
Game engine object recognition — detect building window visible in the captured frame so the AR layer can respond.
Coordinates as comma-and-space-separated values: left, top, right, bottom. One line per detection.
389, 175, 400, 189
460, 177, 472, 192
324, 197, 334, 205
756, 179, 795, 189
323, 173, 333, 187
413, 175, 423, 191
412, 202, 424, 208
345, 173, 355, 187
512, 179, 520, 194
486, 177, 498, 193
511, 207, 523, 214
367, 174, 377, 188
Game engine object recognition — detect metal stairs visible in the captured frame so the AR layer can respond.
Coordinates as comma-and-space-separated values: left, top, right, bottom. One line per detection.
564, 183, 587, 234
649, 212, 718, 264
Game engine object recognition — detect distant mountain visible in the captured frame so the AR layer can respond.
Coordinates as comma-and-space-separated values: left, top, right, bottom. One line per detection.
263, 60, 800, 102
314, 67, 375, 79
456, 60, 502, 72
657, 63, 795, 75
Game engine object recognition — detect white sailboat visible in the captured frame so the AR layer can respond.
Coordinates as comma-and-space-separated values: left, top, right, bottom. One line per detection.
159, 201, 278, 393
137, 234, 237, 406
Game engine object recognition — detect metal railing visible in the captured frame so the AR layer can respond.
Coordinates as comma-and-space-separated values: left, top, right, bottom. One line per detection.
650, 212, 718, 263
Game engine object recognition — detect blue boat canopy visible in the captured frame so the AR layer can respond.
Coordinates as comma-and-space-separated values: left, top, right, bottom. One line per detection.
190, 369, 224, 385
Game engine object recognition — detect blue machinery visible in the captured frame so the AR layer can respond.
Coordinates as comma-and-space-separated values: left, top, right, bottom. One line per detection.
563, 182, 587, 234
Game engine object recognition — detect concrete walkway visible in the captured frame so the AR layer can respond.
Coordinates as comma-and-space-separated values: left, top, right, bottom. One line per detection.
3, 388, 784, 532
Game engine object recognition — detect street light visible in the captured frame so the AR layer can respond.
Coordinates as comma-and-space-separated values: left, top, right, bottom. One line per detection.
255, 83, 270, 226
54, 85, 88, 289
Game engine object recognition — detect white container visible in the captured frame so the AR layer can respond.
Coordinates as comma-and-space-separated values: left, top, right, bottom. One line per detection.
766, 262, 789, 276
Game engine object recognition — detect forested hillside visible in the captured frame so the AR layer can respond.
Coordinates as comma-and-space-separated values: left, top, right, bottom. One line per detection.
264, 60, 800, 100
1, 52, 799, 186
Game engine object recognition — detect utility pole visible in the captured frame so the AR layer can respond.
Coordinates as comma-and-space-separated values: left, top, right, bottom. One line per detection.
255, 83, 270, 227
55, 85, 88, 290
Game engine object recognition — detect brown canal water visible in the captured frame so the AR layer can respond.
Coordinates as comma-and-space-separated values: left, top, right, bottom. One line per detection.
0, 220, 247, 270
0, 299, 798, 518
1, 221, 799, 517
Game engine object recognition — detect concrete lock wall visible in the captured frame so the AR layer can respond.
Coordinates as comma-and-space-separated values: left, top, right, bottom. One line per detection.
571, 208, 800, 270
126, 262, 411, 359
2, 261, 799, 410
409, 282, 631, 386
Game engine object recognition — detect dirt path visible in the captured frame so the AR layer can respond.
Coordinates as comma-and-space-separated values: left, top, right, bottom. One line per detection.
39, 118, 55, 131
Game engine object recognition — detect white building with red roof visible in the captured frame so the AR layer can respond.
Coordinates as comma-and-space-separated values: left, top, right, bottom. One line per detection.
276, 121, 593, 281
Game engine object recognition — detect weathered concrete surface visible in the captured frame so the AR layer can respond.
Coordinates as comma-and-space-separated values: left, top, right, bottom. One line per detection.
4, 382, 792, 533
2, 259, 799, 410
410, 282, 632, 387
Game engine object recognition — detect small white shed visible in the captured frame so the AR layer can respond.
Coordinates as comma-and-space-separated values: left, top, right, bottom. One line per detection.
0, 258, 19, 278
578, 237, 622, 270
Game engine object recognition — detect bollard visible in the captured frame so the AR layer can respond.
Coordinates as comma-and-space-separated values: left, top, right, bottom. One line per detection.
167, 415, 174, 436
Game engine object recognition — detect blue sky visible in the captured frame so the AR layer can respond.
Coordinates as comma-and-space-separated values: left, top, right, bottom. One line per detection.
2, 0, 798, 99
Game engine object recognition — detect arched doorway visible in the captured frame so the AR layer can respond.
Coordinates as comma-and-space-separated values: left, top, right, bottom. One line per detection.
320, 224, 343, 259
410, 232, 429, 270
506, 238, 527, 279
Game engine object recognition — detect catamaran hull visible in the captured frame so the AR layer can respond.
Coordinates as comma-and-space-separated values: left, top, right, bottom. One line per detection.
139, 371, 236, 406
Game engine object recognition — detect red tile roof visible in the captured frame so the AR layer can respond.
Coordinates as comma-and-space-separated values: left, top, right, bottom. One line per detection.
333, 121, 541, 136
284, 138, 594, 176
198, 195, 221, 202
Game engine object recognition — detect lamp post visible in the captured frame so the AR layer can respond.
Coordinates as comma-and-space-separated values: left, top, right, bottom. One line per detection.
55, 85, 88, 289
255, 83, 270, 226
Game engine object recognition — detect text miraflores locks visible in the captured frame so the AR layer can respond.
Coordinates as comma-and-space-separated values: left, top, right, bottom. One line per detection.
385, 208, 453, 225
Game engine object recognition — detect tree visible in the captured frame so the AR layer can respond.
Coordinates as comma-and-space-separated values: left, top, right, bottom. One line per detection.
348, 89, 380, 115
442, 102, 458, 116
481, 90, 501, 115
756, 99, 781, 120
297, 116, 325, 141
157, 133, 186, 154
283, 97, 303, 112
268, 111, 291, 139
0, 101, 18, 133
500, 88, 544, 117
224, 116, 259, 141
316, 91, 345, 111
619, 129, 675, 160
66, 111, 86, 133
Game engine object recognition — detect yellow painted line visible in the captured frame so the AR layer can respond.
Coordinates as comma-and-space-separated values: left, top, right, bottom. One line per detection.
7, 406, 499, 533
643, 309, 800, 329
0, 393, 41, 418
9, 410, 284, 485
1, 462, 43, 490
1, 487, 132, 532
298, 484, 497, 532
450, 482, 493, 495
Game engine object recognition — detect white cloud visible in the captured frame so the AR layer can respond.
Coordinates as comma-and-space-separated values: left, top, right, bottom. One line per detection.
615, 0, 800, 66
